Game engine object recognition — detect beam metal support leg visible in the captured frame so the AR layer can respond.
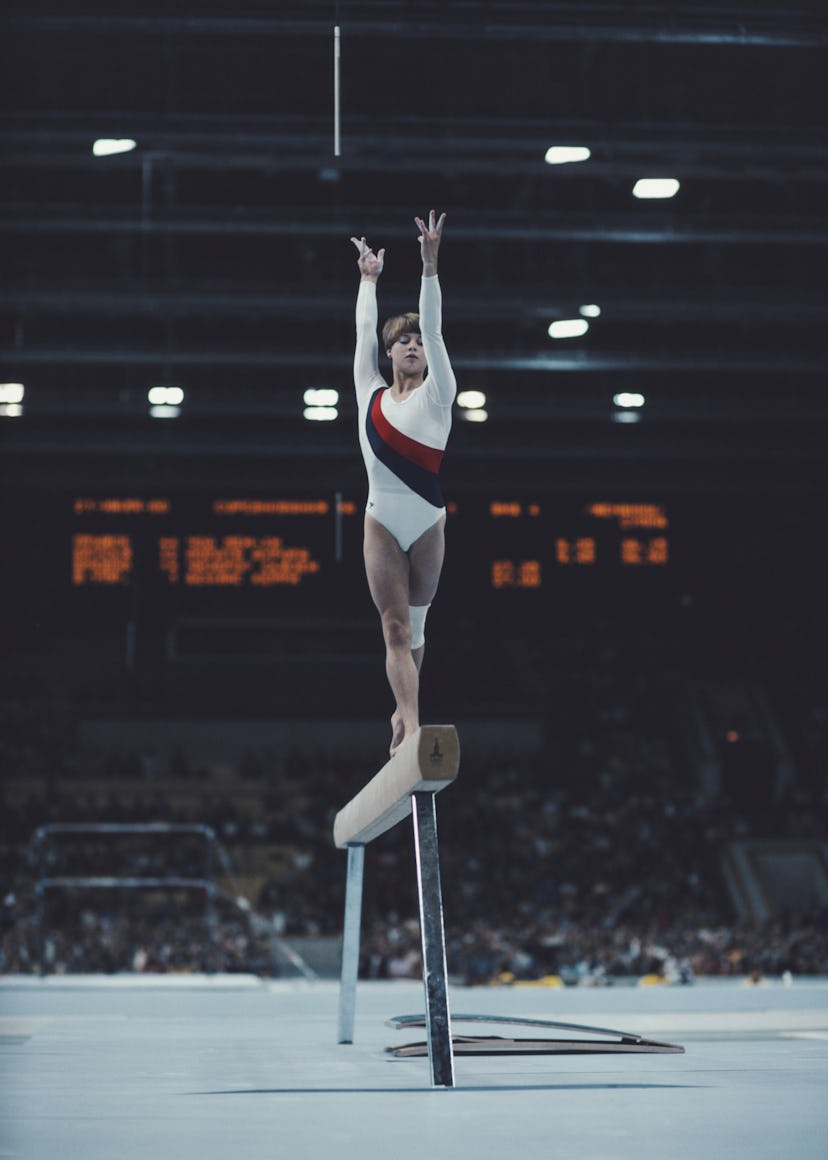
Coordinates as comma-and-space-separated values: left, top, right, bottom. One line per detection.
337, 843, 365, 1044
411, 792, 455, 1088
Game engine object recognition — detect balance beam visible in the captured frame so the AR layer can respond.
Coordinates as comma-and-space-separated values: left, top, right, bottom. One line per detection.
333, 725, 460, 848
334, 724, 460, 1088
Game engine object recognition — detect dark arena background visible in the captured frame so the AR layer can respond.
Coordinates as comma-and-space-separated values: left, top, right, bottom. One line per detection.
1, 3, 827, 1156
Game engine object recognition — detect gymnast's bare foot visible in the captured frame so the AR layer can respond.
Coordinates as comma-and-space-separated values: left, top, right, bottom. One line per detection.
390, 709, 405, 757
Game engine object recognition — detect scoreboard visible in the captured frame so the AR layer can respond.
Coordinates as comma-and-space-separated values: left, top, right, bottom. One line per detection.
68, 495, 672, 598
486, 500, 669, 588
71, 498, 340, 589
4, 486, 821, 706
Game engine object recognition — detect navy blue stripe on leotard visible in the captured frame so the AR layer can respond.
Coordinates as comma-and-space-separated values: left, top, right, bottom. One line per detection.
365, 387, 444, 508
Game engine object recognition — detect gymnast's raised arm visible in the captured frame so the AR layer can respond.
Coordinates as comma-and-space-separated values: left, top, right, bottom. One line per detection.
415, 212, 456, 406
414, 210, 444, 278
351, 236, 386, 398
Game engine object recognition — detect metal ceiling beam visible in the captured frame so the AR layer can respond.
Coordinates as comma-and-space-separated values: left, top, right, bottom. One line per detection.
2, 287, 825, 325
4, 112, 823, 155
7, 11, 825, 48
1, 434, 824, 469
5, 117, 825, 194
4, 346, 823, 375
3, 120, 825, 174
5, 151, 825, 185
12, 397, 827, 424
4, 209, 826, 246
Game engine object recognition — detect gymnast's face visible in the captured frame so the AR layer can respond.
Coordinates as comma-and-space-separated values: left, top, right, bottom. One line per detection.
387, 331, 426, 378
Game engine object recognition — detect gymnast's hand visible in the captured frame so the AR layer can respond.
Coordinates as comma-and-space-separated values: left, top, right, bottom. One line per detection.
351, 236, 385, 281
414, 210, 446, 273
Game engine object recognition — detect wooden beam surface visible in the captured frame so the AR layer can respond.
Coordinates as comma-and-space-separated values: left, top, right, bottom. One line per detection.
333, 726, 460, 849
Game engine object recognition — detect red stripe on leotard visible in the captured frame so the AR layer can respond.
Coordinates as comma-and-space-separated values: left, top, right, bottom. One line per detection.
370, 391, 444, 474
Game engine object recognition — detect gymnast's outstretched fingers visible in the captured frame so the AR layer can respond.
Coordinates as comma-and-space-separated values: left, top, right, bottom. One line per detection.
414, 210, 445, 268
351, 235, 385, 279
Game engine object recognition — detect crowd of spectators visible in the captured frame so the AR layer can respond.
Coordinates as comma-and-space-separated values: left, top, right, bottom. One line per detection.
1, 679, 827, 981
349, 739, 828, 984
358, 913, 828, 987
3, 899, 270, 977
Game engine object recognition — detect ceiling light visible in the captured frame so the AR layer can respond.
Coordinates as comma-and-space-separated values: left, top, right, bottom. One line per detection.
304, 388, 339, 406
456, 390, 486, 409
93, 138, 137, 157
548, 319, 589, 339
148, 386, 184, 405
632, 178, 680, 199
612, 411, 640, 424
545, 146, 591, 165
579, 304, 601, 318
0, 383, 24, 417
613, 392, 645, 408
461, 409, 488, 423
149, 405, 180, 419
304, 406, 338, 421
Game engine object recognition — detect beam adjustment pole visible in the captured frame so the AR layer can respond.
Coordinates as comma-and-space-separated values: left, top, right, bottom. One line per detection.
412, 791, 454, 1088
337, 843, 365, 1044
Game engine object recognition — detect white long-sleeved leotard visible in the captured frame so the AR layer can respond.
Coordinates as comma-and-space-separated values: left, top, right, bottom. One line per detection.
353, 274, 456, 551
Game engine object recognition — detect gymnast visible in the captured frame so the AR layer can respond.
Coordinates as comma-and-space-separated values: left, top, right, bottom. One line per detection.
350, 210, 457, 757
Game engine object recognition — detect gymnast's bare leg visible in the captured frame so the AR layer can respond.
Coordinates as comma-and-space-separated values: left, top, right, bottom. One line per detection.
363, 512, 446, 756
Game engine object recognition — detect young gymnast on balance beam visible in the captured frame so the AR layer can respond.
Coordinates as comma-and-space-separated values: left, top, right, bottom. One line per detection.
351, 210, 457, 757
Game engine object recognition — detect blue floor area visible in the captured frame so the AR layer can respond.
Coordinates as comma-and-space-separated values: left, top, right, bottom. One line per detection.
1, 976, 827, 1160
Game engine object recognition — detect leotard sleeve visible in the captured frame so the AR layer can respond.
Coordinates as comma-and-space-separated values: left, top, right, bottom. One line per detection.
419, 274, 456, 408
354, 280, 386, 404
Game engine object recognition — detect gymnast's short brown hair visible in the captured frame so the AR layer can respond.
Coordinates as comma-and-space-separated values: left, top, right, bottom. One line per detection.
382, 312, 421, 352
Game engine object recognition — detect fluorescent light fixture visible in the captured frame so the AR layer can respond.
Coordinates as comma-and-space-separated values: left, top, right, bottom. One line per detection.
456, 390, 486, 409
93, 138, 137, 157
548, 319, 589, 339
632, 178, 680, 199
461, 409, 488, 423
0, 404, 23, 418
0, 382, 25, 403
148, 386, 184, 405
613, 392, 645, 408
579, 304, 601, 318
545, 146, 591, 165
149, 404, 180, 419
612, 410, 640, 424
303, 388, 339, 406
303, 406, 338, 421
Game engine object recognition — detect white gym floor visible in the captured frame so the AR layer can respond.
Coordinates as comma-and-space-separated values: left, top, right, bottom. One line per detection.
1, 975, 827, 1160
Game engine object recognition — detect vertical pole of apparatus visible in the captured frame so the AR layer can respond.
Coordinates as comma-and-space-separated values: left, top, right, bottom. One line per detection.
412, 792, 454, 1087
337, 843, 364, 1043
